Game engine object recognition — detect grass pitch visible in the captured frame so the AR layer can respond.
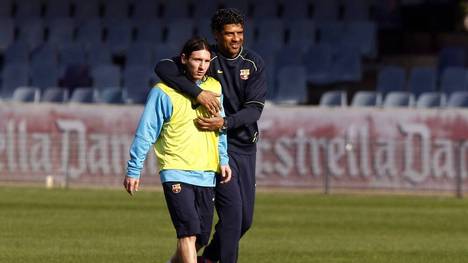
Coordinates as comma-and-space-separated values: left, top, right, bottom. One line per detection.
1, 186, 468, 263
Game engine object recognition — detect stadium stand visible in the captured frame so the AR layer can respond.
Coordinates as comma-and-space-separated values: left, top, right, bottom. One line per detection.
0, 0, 13, 17
41, 87, 69, 103
91, 65, 121, 90
274, 65, 307, 104
382, 91, 415, 108
69, 87, 95, 103
96, 87, 127, 104
416, 92, 446, 108
320, 90, 347, 107
376, 66, 406, 95
1, 63, 29, 99
439, 67, 467, 94
0, 18, 14, 52
407, 67, 437, 97
351, 91, 382, 107
43, 0, 72, 18
446, 91, 468, 108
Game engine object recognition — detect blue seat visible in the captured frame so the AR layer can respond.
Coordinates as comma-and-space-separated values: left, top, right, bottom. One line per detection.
165, 19, 194, 45
41, 87, 69, 103
320, 90, 347, 107
286, 19, 315, 52
154, 43, 180, 63
447, 91, 468, 108
251, 0, 278, 18
74, 0, 100, 19
255, 18, 285, 49
31, 63, 59, 90
382, 91, 415, 108
103, 0, 129, 18
69, 87, 95, 103
44, 0, 72, 18
86, 43, 113, 66
92, 65, 122, 90
133, 0, 159, 19
193, 0, 221, 19
317, 21, 344, 46
1, 63, 29, 98
161, 0, 191, 21
96, 87, 127, 104
123, 65, 155, 104
46, 18, 75, 46
343, 0, 371, 21
126, 42, 154, 67
376, 66, 406, 95
30, 44, 58, 69
17, 18, 44, 50
416, 92, 446, 108
4, 41, 30, 64
440, 67, 466, 94
0, 0, 13, 17
76, 19, 103, 48
438, 47, 465, 73
15, 0, 42, 17
330, 46, 362, 82
274, 65, 307, 104
408, 67, 436, 97
0, 18, 14, 52
252, 41, 277, 97
351, 91, 382, 107
282, 0, 310, 19
104, 19, 133, 55
224, 0, 249, 14
194, 18, 213, 42
135, 19, 164, 44
304, 44, 333, 84
12, 86, 40, 102
59, 43, 87, 67
312, 0, 339, 21
342, 21, 377, 58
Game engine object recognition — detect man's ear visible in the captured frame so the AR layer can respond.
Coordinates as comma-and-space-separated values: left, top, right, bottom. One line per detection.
180, 53, 187, 65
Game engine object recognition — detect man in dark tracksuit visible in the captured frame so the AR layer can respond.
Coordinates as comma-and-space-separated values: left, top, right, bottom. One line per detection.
154, 8, 267, 263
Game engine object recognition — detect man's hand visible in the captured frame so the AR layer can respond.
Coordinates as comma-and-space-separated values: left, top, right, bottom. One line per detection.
123, 176, 140, 196
195, 116, 224, 131
197, 90, 221, 115
220, 165, 232, 184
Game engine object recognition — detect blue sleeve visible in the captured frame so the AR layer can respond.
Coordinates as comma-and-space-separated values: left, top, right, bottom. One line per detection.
127, 87, 173, 178
218, 94, 229, 165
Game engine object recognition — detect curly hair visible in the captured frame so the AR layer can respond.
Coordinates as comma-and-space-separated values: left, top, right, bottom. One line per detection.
210, 8, 245, 33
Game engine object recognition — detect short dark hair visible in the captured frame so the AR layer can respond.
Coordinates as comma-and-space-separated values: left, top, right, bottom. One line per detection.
211, 8, 244, 33
180, 36, 211, 58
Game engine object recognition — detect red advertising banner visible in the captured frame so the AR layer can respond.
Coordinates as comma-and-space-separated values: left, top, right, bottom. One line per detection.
1, 103, 468, 193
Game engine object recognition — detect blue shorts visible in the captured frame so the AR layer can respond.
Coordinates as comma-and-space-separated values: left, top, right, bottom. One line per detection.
163, 182, 215, 246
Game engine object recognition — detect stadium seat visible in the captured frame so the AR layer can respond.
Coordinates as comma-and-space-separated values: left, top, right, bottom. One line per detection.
439, 67, 467, 94
274, 65, 307, 104
4, 42, 30, 64
251, 0, 278, 18
286, 19, 315, 52
76, 19, 103, 48
31, 63, 59, 90
15, 0, 42, 17
320, 90, 347, 107
312, 0, 339, 21
0, 0, 13, 17
193, 0, 221, 19
438, 47, 465, 73
282, 0, 310, 19
317, 21, 345, 46
0, 18, 14, 52
416, 92, 446, 108
194, 18, 213, 42
41, 87, 69, 103
74, 0, 100, 19
330, 46, 362, 82
69, 87, 95, 103
408, 67, 437, 97
135, 19, 164, 44
342, 21, 377, 58
46, 18, 75, 46
123, 65, 156, 104
91, 65, 122, 90
103, 0, 130, 18
165, 19, 195, 45
275, 46, 304, 68
161, 0, 191, 21
96, 87, 127, 104
59, 43, 87, 67
17, 18, 44, 50
223, 0, 249, 14
376, 66, 406, 95
351, 91, 382, 107
11, 86, 40, 102
255, 18, 285, 49
86, 43, 113, 66
44, 0, 72, 18
1, 63, 29, 98
382, 91, 415, 108
154, 43, 180, 64
447, 91, 468, 108
343, 0, 371, 21
304, 44, 333, 84
104, 19, 133, 55
126, 42, 154, 67
133, 0, 159, 19
30, 44, 58, 69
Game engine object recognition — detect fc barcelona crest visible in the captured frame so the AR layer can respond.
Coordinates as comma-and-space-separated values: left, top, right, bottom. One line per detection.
240, 69, 250, 80
172, 183, 182, 193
